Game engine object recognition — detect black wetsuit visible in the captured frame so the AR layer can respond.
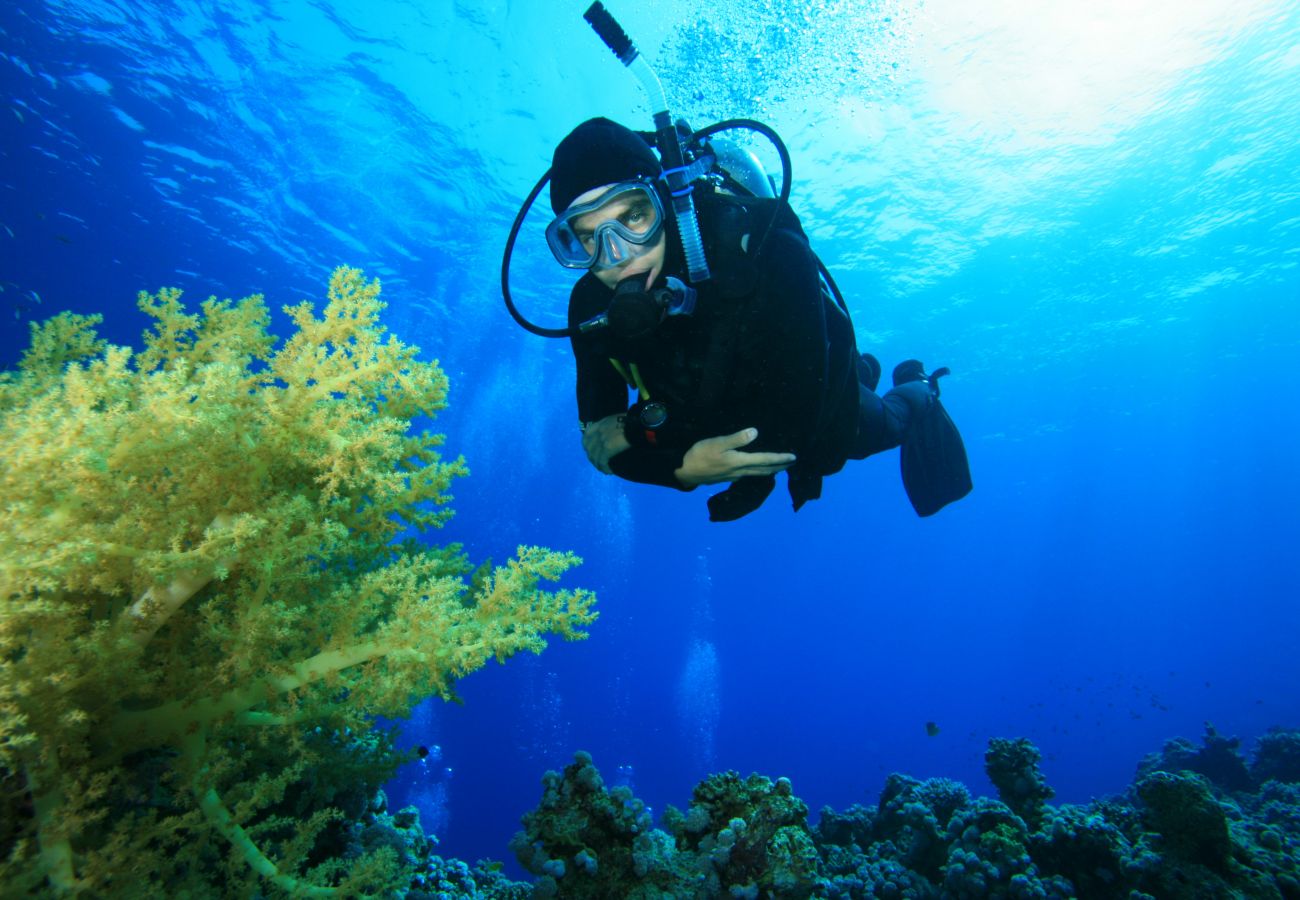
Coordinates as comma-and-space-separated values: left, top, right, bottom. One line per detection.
568, 191, 923, 521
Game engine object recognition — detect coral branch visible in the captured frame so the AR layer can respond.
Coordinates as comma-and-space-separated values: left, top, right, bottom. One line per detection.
198, 788, 338, 898
120, 513, 237, 648
24, 755, 78, 894
109, 641, 392, 754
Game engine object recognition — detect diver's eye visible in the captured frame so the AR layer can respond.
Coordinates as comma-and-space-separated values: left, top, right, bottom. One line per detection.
621, 200, 653, 233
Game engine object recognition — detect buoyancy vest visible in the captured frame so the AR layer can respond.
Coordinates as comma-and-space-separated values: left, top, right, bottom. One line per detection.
606, 191, 856, 456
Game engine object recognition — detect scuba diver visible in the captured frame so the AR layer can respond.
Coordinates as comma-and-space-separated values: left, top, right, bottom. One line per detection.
501, 4, 971, 522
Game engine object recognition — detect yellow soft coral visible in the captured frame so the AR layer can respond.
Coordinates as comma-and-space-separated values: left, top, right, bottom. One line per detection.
0, 267, 597, 896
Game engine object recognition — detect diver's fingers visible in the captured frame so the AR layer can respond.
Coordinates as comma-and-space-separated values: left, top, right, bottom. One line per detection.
716, 427, 760, 450
726, 450, 796, 467
727, 452, 797, 477
732, 466, 791, 478
736, 463, 795, 477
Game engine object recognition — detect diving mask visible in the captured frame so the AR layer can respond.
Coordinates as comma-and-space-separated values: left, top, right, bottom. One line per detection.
546, 180, 665, 270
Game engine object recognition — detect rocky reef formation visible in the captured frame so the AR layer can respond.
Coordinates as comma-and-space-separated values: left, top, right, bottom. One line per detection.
505, 724, 1300, 899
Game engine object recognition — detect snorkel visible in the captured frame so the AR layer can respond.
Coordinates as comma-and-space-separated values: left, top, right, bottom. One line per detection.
582, 2, 711, 285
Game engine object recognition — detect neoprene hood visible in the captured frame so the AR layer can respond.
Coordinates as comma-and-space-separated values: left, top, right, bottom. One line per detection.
549, 117, 661, 214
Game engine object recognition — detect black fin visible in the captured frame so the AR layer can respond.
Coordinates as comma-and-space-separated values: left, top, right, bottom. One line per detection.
707, 475, 777, 522
901, 395, 972, 516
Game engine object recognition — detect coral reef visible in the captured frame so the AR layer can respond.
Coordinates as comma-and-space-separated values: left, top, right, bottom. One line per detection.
984, 737, 1055, 830
510, 725, 1300, 899
511, 752, 825, 899
667, 770, 821, 898
1137, 722, 1255, 792
1252, 729, 1300, 786
510, 750, 695, 899
357, 790, 530, 900
1135, 770, 1231, 869
0, 268, 597, 896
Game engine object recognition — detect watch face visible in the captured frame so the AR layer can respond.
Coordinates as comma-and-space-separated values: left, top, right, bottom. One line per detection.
640, 402, 669, 429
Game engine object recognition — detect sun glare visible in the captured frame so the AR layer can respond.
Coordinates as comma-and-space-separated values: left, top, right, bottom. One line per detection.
914, 0, 1284, 150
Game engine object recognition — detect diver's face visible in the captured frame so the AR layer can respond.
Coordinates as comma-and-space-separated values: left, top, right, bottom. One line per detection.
567, 184, 666, 291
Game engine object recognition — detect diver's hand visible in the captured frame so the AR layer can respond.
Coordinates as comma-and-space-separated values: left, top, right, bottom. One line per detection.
581, 414, 631, 474
675, 428, 796, 487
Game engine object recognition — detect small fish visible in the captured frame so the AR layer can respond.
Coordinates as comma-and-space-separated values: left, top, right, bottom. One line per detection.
416, 745, 429, 758
11, 107, 23, 124
925, 721, 940, 737
8, 288, 42, 320
2, 223, 13, 238
54, 234, 72, 244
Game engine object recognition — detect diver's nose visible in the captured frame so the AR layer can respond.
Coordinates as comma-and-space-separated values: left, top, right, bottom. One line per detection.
598, 230, 626, 266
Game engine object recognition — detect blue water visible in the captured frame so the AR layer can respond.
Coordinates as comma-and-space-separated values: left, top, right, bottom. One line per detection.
4, 0, 1299, 876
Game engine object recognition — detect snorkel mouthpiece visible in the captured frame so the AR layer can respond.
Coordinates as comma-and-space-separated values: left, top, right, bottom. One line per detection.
583, 2, 636, 65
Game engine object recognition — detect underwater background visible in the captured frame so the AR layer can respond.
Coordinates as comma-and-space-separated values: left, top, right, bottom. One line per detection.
3, 0, 1299, 882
